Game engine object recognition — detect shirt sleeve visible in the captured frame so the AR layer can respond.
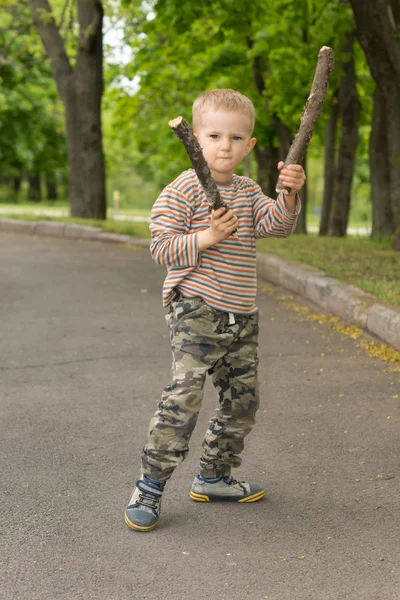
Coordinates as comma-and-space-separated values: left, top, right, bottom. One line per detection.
149, 185, 200, 267
251, 183, 301, 239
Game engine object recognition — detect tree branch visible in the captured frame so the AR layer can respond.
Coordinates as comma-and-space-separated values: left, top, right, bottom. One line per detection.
58, 0, 72, 32
78, 0, 103, 53
168, 117, 237, 236
168, 117, 226, 212
276, 46, 334, 193
30, 0, 72, 100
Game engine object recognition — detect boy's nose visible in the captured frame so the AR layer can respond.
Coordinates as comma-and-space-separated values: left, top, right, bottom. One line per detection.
220, 138, 231, 151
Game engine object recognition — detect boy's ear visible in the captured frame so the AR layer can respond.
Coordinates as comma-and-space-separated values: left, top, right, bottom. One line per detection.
246, 137, 257, 154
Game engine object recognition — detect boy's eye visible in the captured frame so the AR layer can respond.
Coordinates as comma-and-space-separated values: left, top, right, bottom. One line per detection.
209, 134, 219, 139
233, 136, 242, 141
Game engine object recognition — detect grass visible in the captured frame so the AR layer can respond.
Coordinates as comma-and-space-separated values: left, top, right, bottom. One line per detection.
2, 211, 399, 308
0, 202, 152, 218
257, 235, 399, 307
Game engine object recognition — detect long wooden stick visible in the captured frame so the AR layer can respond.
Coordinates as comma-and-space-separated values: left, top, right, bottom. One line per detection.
168, 116, 227, 212
276, 46, 335, 193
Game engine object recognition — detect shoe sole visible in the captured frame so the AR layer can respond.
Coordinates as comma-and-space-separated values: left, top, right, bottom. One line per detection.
124, 512, 157, 531
189, 489, 265, 503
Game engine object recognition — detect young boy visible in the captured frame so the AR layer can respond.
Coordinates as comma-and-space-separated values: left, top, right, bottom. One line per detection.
125, 89, 306, 532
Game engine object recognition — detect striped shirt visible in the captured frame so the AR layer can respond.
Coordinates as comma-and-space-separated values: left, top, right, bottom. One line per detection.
150, 169, 300, 314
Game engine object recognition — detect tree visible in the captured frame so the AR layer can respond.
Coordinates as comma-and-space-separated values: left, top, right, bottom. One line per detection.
349, 0, 400, 249
329, 29, 361, 236
30, 0, 106, 218
0, 2, 67, 199
319, 91, 339, 235
113, 0, 349, 234
370, 86, 393, 236
0, 2, 66, 201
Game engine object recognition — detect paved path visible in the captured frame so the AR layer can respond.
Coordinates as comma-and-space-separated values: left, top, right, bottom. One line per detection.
1, 233, 399, 600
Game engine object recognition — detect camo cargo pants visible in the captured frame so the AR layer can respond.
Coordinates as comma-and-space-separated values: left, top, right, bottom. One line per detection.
141, 296, 260, 482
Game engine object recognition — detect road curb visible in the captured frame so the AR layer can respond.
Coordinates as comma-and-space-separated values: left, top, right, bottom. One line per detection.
256, 253, 400, 352
1, 218, 399, 352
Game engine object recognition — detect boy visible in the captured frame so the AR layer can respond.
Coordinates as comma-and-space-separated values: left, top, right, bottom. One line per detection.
125, 89, 306, 532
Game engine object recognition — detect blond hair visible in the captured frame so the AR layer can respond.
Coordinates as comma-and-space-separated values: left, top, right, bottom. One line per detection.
192, 89, 255, 132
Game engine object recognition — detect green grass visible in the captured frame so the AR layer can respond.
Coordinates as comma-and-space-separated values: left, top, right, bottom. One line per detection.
2, 212, 398, 307
257, 235, 399, 307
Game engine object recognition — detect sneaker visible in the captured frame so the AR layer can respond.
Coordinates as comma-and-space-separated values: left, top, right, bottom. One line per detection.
124, 476, 164, 531
190, 475, 265, 503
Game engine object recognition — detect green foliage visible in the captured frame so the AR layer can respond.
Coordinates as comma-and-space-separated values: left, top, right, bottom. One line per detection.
0, 0, 378, 226
104, 0, 362, 193
0, 1, 67, 180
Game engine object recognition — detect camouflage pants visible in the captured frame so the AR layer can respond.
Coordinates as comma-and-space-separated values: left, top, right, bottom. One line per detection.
141, 296, 260, 482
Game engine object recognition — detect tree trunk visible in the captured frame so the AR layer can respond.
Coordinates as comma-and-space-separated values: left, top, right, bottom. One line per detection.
273, 115, 292, 163
254, 144, 279, 197
370, 86, 393, 236
249, 54, 282, 197
46, 176, 58, 200
385, 80, 400, 249
296, 155, 308, 234
31, 0, 106, 219
273, 115, 308, 233
28, 174, 42, 202
329, 31, 360, 237
349, 0, 400, 249
13, 175, 22, 194
319, 91, 339, 235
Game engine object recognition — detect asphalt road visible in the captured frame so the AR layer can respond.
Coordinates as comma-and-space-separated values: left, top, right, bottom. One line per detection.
1, 233, 399, 600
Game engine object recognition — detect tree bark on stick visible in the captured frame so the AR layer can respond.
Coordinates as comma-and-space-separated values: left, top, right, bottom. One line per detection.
276, 46, 335, 194
168, 116, 229, 213
169, 116, 239, 234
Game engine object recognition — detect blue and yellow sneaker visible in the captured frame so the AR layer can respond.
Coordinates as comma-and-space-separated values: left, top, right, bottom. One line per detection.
190, 475, 265, 503
125, 476, 165, 532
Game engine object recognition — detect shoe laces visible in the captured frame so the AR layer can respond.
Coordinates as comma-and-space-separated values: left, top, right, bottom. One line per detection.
222, 476, 246, 492
135, 481, 162, 511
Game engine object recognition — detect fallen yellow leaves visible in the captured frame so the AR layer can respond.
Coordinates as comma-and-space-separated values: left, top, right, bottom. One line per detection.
261, 285, 275, 294
277, 296, 400, 364
357, 339, 400, 364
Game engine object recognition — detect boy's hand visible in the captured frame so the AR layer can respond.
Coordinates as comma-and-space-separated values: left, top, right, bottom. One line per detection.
196, 207, 238, 251
210, 207, 238, 242
278, 162, 306, 195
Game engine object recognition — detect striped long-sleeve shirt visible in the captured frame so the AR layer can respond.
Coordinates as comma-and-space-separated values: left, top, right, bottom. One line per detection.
150, 169, 301, 314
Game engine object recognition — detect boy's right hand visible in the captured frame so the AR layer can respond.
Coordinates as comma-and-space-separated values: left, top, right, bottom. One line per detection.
209, 207, 238, 242
196, 207, 238, 251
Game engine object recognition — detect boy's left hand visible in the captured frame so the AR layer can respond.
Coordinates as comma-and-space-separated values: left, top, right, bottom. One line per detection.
278, 162, 306, 195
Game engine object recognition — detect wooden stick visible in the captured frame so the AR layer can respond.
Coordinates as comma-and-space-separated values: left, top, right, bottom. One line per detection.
168, 116, 227, 212
276, 46, 335, 193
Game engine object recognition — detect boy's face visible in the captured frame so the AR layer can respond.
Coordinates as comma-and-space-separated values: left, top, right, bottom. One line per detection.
194, 110, 256, 182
